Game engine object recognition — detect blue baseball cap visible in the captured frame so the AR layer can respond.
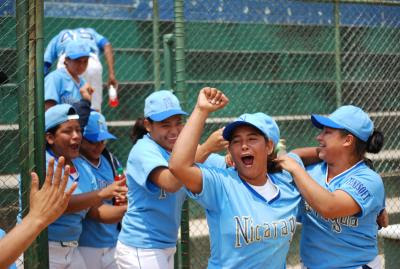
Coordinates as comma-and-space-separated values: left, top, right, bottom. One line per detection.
311, 105, 373, 142
223, 112, 280, 145
83, 111, 116, 142
65, 39, 90, 60
45, 104, 79, 132
144, 90, 188, 121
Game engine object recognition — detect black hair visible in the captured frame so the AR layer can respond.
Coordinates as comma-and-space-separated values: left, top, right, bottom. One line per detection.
340, 129, 384, 170
131, 117, 152, 145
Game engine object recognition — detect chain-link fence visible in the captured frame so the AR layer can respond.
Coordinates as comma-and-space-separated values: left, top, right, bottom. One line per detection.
1, 0, 400, 268
183, 1, 400, 268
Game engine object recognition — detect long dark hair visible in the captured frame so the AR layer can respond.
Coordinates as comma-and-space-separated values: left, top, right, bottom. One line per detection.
130, 117, 152, 145
340, 129, 384, 170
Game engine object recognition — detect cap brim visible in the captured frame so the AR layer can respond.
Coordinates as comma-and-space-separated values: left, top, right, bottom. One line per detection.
148, 109, 188, 122
67, 52, 90, 60
311, 114, 343, 129
84, 132, 117, 143
223, 121, 262, 141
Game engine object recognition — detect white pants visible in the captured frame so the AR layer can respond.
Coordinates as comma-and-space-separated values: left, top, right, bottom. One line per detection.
300, 255, 382, 269
48, 241, 87, 269
115, 241, 175, 269
79, 246, 118, 269
57, 53, 103, 111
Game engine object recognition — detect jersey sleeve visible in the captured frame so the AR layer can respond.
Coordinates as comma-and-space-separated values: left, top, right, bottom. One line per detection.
202, 153, 227, 168
185, 164, 229, 212
126, 141, 169, 194
287, 152, 306, 169
87, 28, 109, 50
338, 172, 384, 217
44, 71, 61, 103
44, 34, 60, 64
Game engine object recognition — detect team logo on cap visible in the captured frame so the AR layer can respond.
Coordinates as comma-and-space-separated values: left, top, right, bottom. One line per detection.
98, 119, 107, 132
162, 97, 174, 110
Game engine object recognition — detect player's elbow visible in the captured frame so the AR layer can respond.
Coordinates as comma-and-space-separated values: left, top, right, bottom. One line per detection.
315, 204, 343, 219
169, 161, 182, 179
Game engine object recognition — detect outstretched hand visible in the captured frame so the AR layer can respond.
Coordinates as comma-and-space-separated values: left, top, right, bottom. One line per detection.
196, 87, 229, 113
28, 157, 77, 228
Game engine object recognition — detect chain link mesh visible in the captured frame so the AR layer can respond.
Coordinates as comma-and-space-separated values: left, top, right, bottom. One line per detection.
1, 0, 400, 268
184, 1, 400, 268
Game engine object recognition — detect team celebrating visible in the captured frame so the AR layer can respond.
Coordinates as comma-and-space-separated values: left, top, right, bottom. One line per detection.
0, 28, 389, 269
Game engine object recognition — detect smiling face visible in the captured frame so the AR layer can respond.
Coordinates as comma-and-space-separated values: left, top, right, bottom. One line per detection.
65, 56, 89, 77
80, 138, 106, 164
316, 127, 350, 163
145, 115, 184, 152
46, 119, 82, 163
228, 125, 274, 185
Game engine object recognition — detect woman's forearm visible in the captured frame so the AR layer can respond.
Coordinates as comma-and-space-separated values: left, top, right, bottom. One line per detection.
64, 191, 103, 213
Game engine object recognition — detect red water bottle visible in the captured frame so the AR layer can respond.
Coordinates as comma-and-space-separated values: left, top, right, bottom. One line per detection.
114, 167, 126, 206
108, 85, 119, 107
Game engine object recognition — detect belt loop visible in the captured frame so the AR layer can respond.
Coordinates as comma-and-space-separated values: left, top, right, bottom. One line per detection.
60, 241, 79, 247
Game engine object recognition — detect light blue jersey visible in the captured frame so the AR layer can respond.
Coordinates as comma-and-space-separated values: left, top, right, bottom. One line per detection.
186, 153, 303, 269
79, 154, 120, 248
45, 68, 85, 105
300, 161, 385, 269
0, 229, 17, 269
46, 150, 98, 242
44, 28, 108, 64
119, 134, 225, 249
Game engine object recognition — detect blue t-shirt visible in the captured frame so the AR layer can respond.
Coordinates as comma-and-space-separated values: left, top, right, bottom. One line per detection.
47, 151, 98, 242
44, 28, 108, 64
0, 229, 17, 269
79, 154, 120, 248
118, 134, 226, 249
300, 161, 385, 269
186, 153, 303, 269
44, 68, 85, 105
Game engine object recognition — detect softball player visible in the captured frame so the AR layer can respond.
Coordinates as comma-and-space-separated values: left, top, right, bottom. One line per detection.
45, 104, 127, 269
44, 27, 118, 111
278, 105, 385, 269
115, 90, 227, 269
78, 111, 126, 269
169, 88, 304, 268
44, 39, 93, 111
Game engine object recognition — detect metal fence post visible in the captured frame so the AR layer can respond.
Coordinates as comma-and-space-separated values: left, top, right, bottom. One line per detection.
152, 0, 161, 90
33, 0, 48, 265
334, 0, 342, 107
163, 34, 174, 90
16, 0, 47, 267
174, 0, 190, 268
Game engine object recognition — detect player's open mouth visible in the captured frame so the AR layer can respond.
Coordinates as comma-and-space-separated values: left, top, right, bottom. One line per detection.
71, 144, 80, 151
241, 155, 254, 166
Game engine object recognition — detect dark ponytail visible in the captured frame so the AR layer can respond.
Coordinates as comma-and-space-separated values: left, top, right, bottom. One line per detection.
267, 150, 282, 173
130, 117, 150, 145
366, 130, 384, 154
340, 129, 384, 170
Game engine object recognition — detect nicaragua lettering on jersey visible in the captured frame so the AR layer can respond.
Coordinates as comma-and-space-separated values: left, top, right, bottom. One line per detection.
303, 201, 358, 233
186, 152, 304, 268
234, 215, 297, 248
300, 161, 385, 269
